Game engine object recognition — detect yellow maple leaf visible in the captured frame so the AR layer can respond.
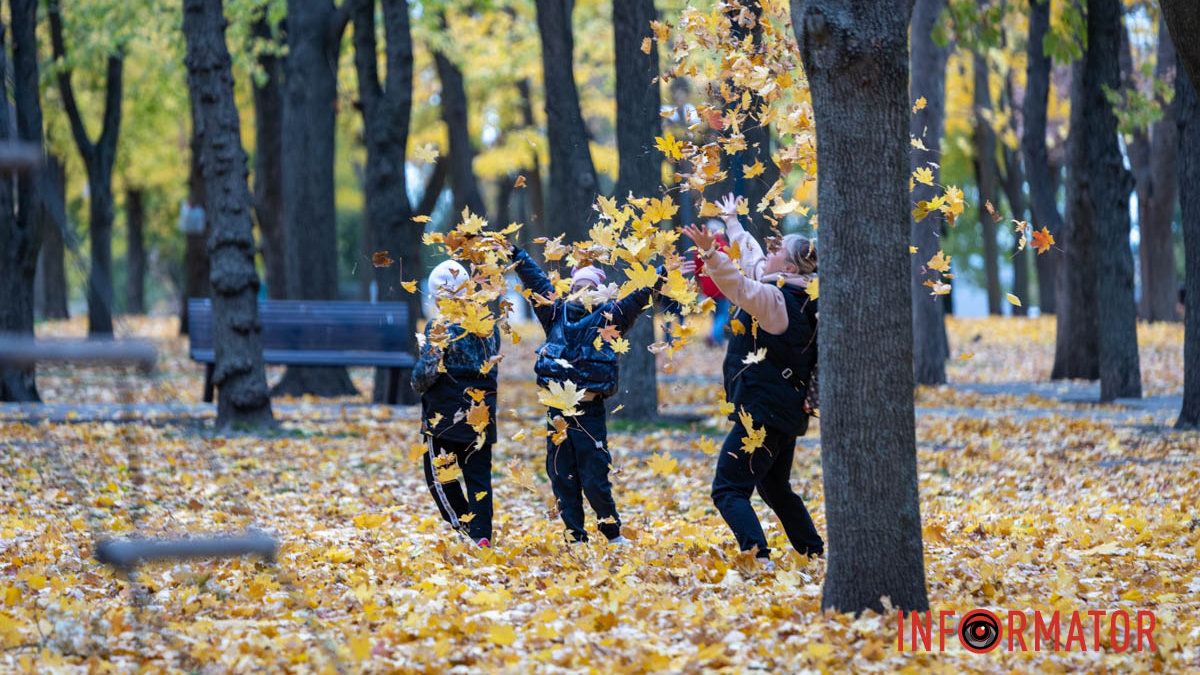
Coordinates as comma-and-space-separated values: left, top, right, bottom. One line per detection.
729, 318, 746, 336
927, 250, 952, 273
805, 276, 819, 301
538, 381, 586, 416
550, 416, 570, 445
488, 624, 516, 646
1032, 227, 1055, 254
619, 262, 660, 298
912, 96, 927, 113
352, 513, 386, 529
912, 166, 934, 187
647, 452, 678, 477
400, 280, 418, 293
475, 491, 488, 501
466, 402, 490, 433
744, 159, 765, 178
324, 547, 354, 564
738, 409, 766, 454
610, 337, 631, 354
408, 442, 428, 462
655, 132, 684, 160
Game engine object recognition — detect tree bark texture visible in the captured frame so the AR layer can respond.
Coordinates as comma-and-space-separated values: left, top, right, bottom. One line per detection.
1125, 20, 1179, 322
1022, 0, 1059, 315
1160, 0, 1200, 90
48, 0, 122, 337
125, 188, 146, 314
1001, 143, 1030, 316
353, 0, 421, 404
909, 0, 949, 385
794, 0, 928, 614
183, 0, 275, 429
432, 35, 486, 219
275, 0, 358, 397
973, 51, 1002, 316
39, 156, 69, 321
1087, 0, 1141, 400
612, 0, 662, 421
252, 12, 287, 300
517, 78, 548, 253
1052, 59, 1101, 380
1176, 62, 1200, 428
534, 0, 598, 244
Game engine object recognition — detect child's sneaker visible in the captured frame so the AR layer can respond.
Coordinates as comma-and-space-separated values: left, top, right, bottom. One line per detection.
757, 557, 777, 572
608, 535, 632, 546
477, 538, 490, 548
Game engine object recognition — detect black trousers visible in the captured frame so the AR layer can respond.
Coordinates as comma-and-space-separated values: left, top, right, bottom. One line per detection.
422, 436, 493, 542
711, 419, 823, 558
546, 401, 621, 542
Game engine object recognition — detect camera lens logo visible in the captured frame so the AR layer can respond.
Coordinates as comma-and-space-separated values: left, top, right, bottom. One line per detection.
959, 609, 1001, 653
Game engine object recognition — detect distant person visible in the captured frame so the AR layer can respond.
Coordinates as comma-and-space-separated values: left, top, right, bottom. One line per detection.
411, 260, 499, 548
682, 193, 822, 570
511, 244, 666, 546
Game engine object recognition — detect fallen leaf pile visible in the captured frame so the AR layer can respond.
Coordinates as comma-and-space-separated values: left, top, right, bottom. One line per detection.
0, 314, 1196, 671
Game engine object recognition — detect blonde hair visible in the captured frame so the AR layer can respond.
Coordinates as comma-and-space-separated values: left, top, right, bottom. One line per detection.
782, 234, 817, 274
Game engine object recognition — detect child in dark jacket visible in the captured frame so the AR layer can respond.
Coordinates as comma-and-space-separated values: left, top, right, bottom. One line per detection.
412, 260, 500, 547
511, 246, 665, 544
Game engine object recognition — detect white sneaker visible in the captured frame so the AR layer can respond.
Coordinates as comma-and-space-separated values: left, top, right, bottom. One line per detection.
758, 558, 777, 572
608, 535, 632, 546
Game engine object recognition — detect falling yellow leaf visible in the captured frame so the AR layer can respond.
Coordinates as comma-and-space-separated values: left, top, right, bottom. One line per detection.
744, 160, 765, 178
912, 166, 934, 187
1006, 293, 1022, 307
539, 381, 586, 416
805, 276, 819, 301
513, 175, 527, 188
912, 96, 927, 112
372, 251, 394, 268
401, 280, 418, 293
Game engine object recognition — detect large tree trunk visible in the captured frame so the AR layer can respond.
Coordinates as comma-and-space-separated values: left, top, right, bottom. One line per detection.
353, 0, 421, 405
49, 0, 123, 337
534, 0, 598, 244
1051, 59, 1101, 380
432, 35, 486, 219
274, 0, 357, 397
183, 0, 275, 429
794, 0, 928, 614
252, 11, 287, 300
1125, 20, 1179, 323
1160, 1, 1200, 89
1088, 0, 1141, 400
1, 0, 45, 401
612, 0, 661, 421
125, 188, 146, 314
973, 51, 1002, 316
38, 156, 69, 321
1176, 62, 1200, 428
909, 0, 949, 385
1022, 0, 1060, 315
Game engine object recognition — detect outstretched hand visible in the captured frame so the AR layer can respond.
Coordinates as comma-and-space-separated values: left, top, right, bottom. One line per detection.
715, 193, 740, 219
679, 260, 697, 277
682, 224, 716, 253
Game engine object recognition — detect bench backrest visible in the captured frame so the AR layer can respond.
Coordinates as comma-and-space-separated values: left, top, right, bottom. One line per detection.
188, 298, 413, 365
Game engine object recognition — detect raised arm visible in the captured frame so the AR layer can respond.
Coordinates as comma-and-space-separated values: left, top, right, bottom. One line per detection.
684, 221, 790, 335
714, 194, 767, 280
410, 325, 443, 395
510, 246, 558, 330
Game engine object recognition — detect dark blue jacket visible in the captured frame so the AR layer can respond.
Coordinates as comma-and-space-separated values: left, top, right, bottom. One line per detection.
723, 285, 817, 436
512, 247, 660, 398
412, 321, 500, 444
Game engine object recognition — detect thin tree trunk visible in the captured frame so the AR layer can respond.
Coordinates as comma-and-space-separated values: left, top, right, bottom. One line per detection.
181, 122, 210, 334
517, 78, 547, 253
534, 0, 598, 244
1176, 62, 1200, 428
183, 0, 275, 429
909, 0, 949, 385
1160, 0, 1200, 89
612, 0, 661, 421
973, 51, 1002, 316
49, 0, 122, 337
1087, 0, 1141, 400
1023, 0, 1060, 315
252, 11, 287, 300
274, 0, 358, 397
432, 34, 486, 218
1052, 58, 1101, 380
1125, 20, 1179, 322
39, 156, 69, 320
1001, 145, 1030, 316
795, 0, 928, 614
125, 188, 146, 314
0, 15, 34, 401
353, 0, 421, 404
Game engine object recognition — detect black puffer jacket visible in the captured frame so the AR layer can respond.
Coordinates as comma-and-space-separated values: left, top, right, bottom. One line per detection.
412, 321, 500, 444
512, 247, 660, 398
723, 286, 817, 436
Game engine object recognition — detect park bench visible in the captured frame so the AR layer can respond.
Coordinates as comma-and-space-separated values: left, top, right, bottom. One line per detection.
187, 298, 416, 404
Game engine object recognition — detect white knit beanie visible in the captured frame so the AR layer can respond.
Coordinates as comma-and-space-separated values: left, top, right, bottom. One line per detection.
428, 260, 468, 299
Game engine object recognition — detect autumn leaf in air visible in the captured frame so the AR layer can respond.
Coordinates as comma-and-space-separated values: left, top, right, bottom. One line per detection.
655, 132, 684, 160
513, 175, 527, 188
1032, 227, 1055, 254
912, 166, 934, 187
538, 381, 586, 416
372, 251, 394, 268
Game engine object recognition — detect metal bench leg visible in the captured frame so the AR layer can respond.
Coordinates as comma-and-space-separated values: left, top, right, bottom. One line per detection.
203, 363, 215, 403
386, 367, 401, 405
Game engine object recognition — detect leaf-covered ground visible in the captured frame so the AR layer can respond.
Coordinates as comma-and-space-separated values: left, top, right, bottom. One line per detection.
1, 316, 1197, 672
